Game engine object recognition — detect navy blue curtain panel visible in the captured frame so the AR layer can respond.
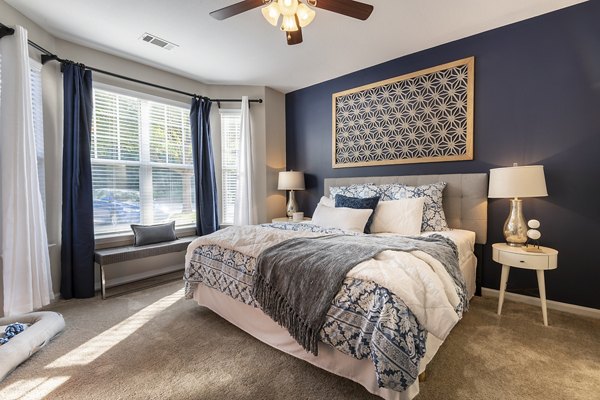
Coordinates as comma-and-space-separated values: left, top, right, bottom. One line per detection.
190, 97, 219, 235
60, 63, 95, 299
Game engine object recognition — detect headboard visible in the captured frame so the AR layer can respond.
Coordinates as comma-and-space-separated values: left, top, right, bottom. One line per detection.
324, 173, 488, 244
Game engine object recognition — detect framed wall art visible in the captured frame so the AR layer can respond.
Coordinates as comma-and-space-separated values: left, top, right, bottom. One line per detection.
332, 57, 474, 168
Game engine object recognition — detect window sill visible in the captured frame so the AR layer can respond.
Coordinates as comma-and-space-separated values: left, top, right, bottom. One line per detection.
95, 225, 197, 249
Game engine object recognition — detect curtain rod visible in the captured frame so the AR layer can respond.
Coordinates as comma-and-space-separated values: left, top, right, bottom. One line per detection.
0, 22, 262, 105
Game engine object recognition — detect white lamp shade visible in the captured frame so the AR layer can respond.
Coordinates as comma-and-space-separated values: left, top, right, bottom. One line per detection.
278, 171, 305, 190
488, 165, 548, 198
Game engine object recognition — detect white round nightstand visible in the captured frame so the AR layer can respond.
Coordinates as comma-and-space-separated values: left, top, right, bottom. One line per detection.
492, 243, 558, 326
272, 217, 311, 223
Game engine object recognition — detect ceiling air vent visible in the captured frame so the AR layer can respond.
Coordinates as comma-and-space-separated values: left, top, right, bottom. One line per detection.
139, 33, 178, 50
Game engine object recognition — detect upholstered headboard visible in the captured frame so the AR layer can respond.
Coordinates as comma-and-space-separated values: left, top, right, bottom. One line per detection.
324, 173, 488, 244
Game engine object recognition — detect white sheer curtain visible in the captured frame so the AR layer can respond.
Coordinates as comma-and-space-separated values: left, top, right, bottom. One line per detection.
0, 26, 53, 316
233, 96, 258, 225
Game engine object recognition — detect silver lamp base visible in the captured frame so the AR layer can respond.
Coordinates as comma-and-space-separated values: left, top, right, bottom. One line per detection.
286, 190, 298, 218
503, 198, 528, 246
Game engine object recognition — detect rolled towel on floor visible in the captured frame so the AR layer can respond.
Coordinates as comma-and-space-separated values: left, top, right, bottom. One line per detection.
0, 323, 28, 345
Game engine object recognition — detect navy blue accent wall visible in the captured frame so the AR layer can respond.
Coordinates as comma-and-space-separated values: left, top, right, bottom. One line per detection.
285, 2, 600, 309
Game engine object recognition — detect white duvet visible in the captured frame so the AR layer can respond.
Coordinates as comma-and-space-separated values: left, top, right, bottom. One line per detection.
185, 225, 464, 341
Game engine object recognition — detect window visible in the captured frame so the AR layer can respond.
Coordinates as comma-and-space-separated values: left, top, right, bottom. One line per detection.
30, 59, 46, 214
0, 55, 46, 215
0, 56, 45, 214
219, 109, 241, 225
91, 86, 195, 235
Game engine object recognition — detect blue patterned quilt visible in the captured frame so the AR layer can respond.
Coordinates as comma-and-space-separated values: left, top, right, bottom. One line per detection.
184, 223, 466, 392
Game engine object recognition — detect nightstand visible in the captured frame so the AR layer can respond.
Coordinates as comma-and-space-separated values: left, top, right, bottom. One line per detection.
272, 217, 311, 223
492, 243, 558, 326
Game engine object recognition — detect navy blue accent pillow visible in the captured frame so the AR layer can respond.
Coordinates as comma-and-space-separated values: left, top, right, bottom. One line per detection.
335, 194, 380, 233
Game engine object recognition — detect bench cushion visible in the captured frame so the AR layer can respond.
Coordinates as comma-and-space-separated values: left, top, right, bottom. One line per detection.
95, 236, 198, 265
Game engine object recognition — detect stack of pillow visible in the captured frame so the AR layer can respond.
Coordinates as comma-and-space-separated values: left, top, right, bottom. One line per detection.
310, 182, 448, 235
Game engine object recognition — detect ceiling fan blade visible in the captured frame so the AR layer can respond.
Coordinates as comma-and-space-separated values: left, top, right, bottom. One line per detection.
210, 0, 266, 20
313, 0, 373, 20
286, 26, 303, 45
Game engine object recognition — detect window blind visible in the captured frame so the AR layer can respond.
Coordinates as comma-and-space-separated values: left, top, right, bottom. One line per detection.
220, 109, 242, 225
91, 87, 195, 235
0, 55, 46, 214
30, 60, 46, 215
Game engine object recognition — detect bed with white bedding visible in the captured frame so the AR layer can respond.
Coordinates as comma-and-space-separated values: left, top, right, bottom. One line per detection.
184, 173, 487, 400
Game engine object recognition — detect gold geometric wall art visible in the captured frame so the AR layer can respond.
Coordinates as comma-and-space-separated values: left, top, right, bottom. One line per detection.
332, 57, 474, 168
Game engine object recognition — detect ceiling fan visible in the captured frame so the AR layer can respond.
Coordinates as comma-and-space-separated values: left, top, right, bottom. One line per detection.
210, 0, 374, 45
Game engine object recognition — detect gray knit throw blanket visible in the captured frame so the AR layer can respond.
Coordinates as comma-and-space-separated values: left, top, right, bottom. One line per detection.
252, 234, 461, 356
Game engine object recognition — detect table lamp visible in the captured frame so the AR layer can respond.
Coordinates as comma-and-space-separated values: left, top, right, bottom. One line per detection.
488, 164, 548, 246
278, 170, 305, 218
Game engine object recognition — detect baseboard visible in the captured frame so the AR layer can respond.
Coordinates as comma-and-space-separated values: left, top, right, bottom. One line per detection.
481, 287, 600, 319
96, 264, 184, 290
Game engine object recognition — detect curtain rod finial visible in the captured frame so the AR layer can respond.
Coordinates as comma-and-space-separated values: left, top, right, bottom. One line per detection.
0, 25, 15, 39
41, 54, 58, 65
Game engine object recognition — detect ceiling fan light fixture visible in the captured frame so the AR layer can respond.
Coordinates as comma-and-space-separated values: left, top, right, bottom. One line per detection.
280, 14, 299, 32
296, 3, 315, 28
261, 2, 281, 26
278, 0, 299, 16
209, 0, 374, 46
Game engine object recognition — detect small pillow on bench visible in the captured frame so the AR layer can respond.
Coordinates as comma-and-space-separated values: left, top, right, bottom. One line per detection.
131, 221, 177, 246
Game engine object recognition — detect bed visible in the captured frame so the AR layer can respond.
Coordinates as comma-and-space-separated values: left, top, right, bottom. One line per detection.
184, 173, 487, 400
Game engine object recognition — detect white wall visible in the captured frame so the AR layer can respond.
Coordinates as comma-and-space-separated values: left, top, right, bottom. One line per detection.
0, 0, 286, 309
264, 87, 287, 222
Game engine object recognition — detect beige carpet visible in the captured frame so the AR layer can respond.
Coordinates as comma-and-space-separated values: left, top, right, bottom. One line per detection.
1, 281, 598, 400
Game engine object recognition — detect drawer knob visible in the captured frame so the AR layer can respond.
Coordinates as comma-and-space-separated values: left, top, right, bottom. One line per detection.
519, 260, 525, 263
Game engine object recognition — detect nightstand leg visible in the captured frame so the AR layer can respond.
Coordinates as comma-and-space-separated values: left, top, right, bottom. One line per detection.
536, 270, 548, 326
497, 265, 510, 315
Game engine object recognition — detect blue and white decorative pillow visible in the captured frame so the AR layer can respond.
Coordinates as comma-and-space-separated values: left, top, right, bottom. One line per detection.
380, 182, 449, 232
335, 194, 380, 234
329, 183, 379, 199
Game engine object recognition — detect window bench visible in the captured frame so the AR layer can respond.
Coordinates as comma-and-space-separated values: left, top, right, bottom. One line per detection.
94, 236, 198, 299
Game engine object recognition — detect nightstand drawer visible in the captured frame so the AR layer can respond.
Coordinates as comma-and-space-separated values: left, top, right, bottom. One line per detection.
497, 251, 549, 270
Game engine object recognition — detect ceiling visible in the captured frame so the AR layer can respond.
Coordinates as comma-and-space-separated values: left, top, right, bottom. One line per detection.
6, 0, 586, 93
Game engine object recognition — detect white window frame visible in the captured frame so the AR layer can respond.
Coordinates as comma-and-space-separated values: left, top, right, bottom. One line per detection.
219, 108, 242, 225
92, 83, 196, 241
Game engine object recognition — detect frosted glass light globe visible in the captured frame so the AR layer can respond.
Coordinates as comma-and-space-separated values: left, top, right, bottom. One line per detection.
278, 0, 298, 16
296, 3, 316, 27
261, 2, 281, 26
280, 14, 299, 31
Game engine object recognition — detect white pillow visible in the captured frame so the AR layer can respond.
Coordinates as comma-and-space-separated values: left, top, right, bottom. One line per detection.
310, 204, 373, 233
318, 196, 335, 207
370, 198, 425, 235
380, 182, 448, 232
